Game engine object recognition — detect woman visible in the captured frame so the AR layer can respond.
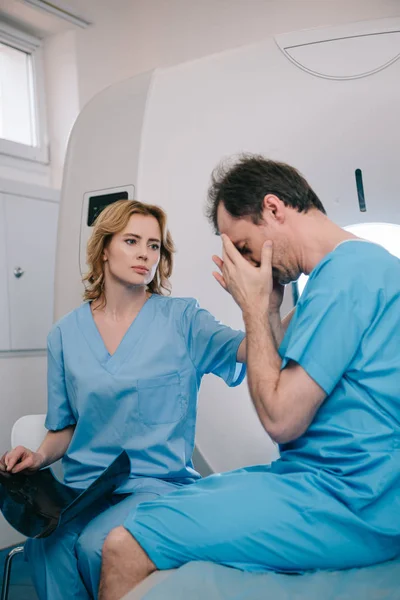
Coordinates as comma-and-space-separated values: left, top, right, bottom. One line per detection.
0, 200, 246, 600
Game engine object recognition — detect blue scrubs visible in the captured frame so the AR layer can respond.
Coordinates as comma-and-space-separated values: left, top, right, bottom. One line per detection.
25, 295, 245, 599
125, 241, 400, 573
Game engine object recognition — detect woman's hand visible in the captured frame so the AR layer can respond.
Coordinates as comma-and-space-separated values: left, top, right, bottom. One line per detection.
0, 446, 45, 474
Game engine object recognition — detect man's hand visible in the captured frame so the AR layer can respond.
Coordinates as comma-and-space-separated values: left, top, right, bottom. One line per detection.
0, 446, 45, 474
269, 280, 285, 314
212, 235, 274, 315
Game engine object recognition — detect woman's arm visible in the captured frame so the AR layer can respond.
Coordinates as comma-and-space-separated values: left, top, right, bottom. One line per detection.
0, 425, 75, 474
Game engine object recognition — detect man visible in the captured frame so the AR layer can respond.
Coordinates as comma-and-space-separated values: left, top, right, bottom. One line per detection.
98, 155, 400, 600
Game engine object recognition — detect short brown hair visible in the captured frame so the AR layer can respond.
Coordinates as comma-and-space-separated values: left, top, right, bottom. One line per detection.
207, 154, 326, 233
83, 199, 175, 303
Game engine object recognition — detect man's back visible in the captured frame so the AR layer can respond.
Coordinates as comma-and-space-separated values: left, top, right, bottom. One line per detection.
278, 240, 400, 514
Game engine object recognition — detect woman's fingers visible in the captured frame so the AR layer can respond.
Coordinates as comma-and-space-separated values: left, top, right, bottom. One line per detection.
0, 453, 7, 472
4, 446, 32, 473
10, 455, 36, 474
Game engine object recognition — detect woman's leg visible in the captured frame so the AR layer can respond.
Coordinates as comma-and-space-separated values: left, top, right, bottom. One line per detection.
25, 499, 110, 600
76, 481, 180, 599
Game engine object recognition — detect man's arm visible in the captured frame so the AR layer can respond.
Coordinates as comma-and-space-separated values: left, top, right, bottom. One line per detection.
269, 306, 295, 349
243, 306, 325, 443
236, 306, 295, 362
217, 236, 325, 444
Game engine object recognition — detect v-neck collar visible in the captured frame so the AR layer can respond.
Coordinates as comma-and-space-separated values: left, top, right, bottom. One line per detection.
77, 295, 156, 375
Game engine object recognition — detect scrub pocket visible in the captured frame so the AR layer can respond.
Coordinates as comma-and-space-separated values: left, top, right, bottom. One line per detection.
138, 372, 186, 425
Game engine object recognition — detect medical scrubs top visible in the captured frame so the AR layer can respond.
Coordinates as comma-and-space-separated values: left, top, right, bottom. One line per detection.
277, 241, 400, 547
45, 295, 245, 492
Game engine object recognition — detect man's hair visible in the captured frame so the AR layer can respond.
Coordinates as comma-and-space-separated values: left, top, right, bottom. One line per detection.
206, 154, 326, 233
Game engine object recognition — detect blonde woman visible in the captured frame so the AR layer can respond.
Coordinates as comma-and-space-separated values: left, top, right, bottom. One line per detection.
2, 200, 246, 600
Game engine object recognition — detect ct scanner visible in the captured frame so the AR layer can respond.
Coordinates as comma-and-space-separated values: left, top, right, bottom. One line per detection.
54, 16, 400, 600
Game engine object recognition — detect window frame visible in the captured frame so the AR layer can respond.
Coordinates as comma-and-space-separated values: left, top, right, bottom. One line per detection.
0, 22, 49, 164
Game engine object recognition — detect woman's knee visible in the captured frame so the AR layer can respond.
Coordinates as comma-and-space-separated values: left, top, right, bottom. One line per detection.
76, 526, 102, 563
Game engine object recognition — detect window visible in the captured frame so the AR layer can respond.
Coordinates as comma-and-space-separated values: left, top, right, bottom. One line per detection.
0, 43, 36, 146
294, 222, 400, 301
0, 22, 48, 163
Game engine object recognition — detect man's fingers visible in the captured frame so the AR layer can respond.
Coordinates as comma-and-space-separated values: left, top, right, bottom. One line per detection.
212, 254, 228, 289
212, 272, 228, 291
212, 255, 224, 271
221, 235, 241, 265
261, 241, 273, 275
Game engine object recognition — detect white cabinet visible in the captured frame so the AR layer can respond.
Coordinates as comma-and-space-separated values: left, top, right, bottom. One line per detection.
0, 188, 59, 351
0, 197, 10, 351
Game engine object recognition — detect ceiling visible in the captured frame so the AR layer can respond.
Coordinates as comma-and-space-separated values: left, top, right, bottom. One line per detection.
1, 1, 399, 42
0, 0, 123, 38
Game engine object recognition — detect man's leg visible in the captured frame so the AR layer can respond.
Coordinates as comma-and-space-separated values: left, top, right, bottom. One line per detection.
99, 467, 310, 599
77, 491, 163, 599
99, 466, 390, 598
99, 526, 156, 600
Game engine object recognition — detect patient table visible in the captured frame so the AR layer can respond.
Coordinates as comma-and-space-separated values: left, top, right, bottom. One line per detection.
124, 556, 400, 599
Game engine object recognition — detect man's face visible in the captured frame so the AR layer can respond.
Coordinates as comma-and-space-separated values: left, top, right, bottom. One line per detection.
216, 203, 299, 285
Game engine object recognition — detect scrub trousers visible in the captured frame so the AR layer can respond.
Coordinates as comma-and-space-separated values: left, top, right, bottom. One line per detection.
125, 466, 399, 574
25, 479, 180, 600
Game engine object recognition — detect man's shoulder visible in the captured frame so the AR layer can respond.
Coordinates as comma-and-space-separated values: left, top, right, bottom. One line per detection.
311, 241, 398, 288
334, 240, 396, 264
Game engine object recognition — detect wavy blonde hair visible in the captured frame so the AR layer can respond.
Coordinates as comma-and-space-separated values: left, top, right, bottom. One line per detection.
83, 199, 175, 303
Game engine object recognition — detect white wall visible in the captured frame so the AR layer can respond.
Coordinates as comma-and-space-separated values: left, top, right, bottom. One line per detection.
43, 30, 80, 189
0, 156, 50, 187
73, 0, 400, 107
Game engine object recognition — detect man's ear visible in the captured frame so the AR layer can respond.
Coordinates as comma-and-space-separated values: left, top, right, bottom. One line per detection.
262, 194, 285, 224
